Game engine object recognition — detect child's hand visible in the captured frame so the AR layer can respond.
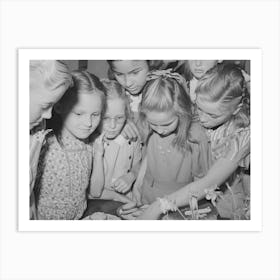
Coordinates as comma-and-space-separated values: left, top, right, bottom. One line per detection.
93, 132, 106, 156
121, 120, 141, 142
112, 172, 135, 194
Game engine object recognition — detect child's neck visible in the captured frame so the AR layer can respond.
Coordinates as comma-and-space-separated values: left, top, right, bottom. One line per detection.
60, 128, 89, 144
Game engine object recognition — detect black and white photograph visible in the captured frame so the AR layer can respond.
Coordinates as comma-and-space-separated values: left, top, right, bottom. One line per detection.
28, 59, 251, 222
2, 1, 279, 279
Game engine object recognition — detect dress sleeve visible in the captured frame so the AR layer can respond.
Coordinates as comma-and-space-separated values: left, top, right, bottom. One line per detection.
212, 127, 250, 169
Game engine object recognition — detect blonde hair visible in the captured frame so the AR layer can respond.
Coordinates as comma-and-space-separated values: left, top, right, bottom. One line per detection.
30, 60, 72, 90
139, 76, 193, 151
196, 63, 250, 128
101, 79, 132, 119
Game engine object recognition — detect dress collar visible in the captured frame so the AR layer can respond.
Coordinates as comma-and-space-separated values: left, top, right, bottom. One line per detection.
59, 129, 89, 150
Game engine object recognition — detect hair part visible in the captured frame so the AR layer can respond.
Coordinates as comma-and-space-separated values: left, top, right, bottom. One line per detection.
50, 70, 106, 135
139, 76, 193, 152
101, 79, 132, 119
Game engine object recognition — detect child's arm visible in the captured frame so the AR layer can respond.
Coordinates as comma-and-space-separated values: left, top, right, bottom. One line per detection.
89, 133, 105, 198
167, 141, 250, 208
137, 142, 250, 220
113, 140, 143, 194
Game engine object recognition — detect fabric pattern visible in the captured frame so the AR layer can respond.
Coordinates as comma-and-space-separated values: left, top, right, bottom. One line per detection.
35, 131, 92, 220
29, 121, 50, 220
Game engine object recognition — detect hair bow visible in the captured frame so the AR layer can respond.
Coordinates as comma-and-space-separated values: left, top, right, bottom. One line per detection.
146, 68, 189, 94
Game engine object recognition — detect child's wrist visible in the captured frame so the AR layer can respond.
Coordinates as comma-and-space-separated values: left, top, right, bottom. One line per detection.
156, 197, 178, 214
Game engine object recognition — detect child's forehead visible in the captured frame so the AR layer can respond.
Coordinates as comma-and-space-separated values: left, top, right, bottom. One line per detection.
69, 93, 101, 110
146, 110, 176, 122
106, 98, 126, 114
112, 60, 148, 71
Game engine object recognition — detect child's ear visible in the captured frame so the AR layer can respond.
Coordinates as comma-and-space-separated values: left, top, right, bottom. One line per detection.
54, 103, 62, 114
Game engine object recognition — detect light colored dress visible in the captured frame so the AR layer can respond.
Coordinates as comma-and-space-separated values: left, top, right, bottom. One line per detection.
141, 122, 211, 204
103, 135, 142, 195
206, 118, 250, 219
35, 131, 93, 220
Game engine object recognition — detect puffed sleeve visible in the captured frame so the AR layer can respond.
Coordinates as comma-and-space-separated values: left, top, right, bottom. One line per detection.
188, 121, 212, 180
212, 127, 250, 169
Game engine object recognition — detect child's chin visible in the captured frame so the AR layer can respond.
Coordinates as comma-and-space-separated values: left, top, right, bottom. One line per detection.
105, 133, 118, 140
75, 132, 92, 140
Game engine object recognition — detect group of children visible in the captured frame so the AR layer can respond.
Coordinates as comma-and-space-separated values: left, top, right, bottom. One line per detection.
29, 59, 250, 220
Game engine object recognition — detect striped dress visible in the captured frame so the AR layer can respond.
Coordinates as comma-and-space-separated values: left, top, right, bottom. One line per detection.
205, 118, 250, 219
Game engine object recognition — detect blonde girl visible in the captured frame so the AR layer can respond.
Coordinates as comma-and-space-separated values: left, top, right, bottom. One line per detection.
89, 80, 142, 204
133, 72, 211, 204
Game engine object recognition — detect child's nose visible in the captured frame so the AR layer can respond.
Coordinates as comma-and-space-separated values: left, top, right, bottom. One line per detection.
124, 76, 134, 88
195, 60, 202, 66
110, 118, 117, 129
42, 107, 53, 119
84, 115, 92, 127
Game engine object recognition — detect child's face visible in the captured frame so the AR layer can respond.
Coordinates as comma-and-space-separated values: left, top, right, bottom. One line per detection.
60, 93, 102, 140
196, 96, 234, 128
29, 70, 68, 130
102, 98, 126, 140
111, 60, 149, 95
145, 110, 179, 137
188, 60, 219, 79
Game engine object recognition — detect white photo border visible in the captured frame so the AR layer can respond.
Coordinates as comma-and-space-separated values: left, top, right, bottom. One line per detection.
19, 48, 261, 232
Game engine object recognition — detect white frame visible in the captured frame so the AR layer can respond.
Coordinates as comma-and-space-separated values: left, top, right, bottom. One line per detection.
19, 49, 262, 232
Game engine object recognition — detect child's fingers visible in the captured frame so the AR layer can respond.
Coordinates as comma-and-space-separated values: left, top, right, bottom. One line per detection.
97, 132, 106, 143
121, 201, 137, 210
122, 125, 137, 141
115, 182, 127, 193
118, 184, 130, 194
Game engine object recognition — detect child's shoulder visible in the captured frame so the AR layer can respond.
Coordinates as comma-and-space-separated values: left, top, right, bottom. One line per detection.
187, 121, 209, 144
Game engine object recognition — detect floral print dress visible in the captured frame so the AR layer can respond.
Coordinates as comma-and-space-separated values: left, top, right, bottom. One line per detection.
35, 131, 93, 220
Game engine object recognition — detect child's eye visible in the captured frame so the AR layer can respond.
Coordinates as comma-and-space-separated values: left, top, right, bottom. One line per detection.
114, 72, 123, 77
74, 112, 82, 116
132, 70, 140, 75
92, 112, 100, 117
